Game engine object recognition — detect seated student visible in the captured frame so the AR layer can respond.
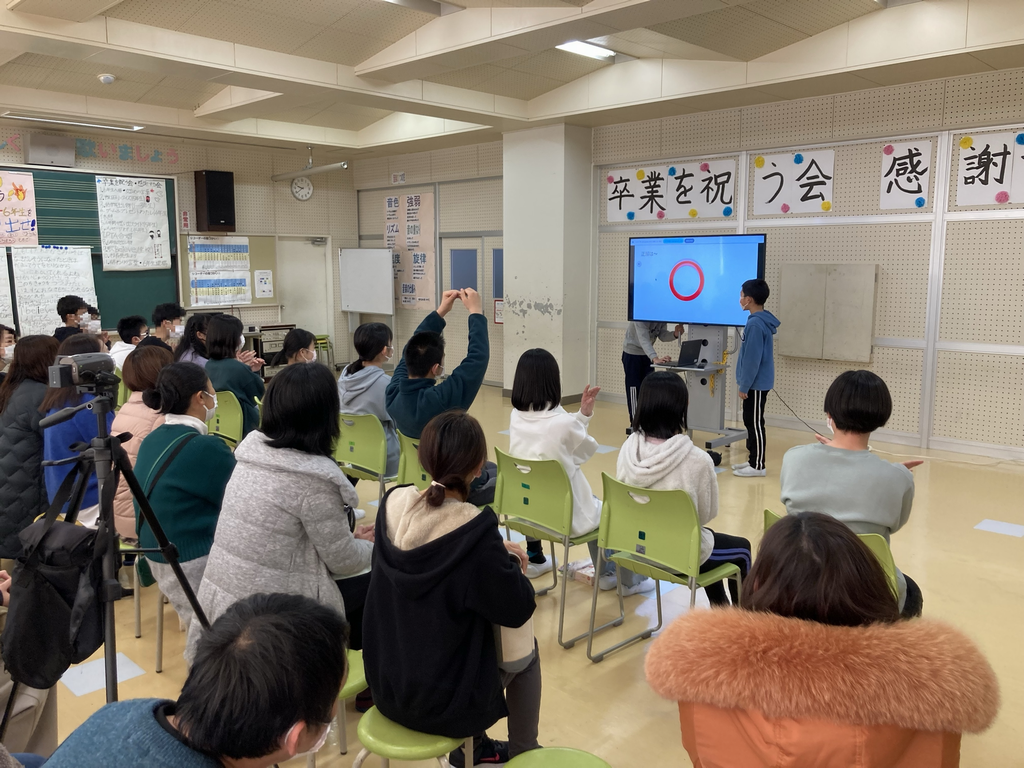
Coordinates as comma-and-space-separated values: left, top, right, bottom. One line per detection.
386, 289, 495, 503
508, 348, 605, 581
138, 302, 185, 352
188, 363, 373, 660
109, 315, 149, 369
618, 372, 751, 603
271, 327, 317, 366
646, 512, 999, 768
174, 313, 211, 368
110, 345, 174, 542
0, 324, 16, 383
780, 370, 922, 617
134, 362, 235, 629
204, 314, 265, 436
364, 410, 540, 768
52, 295, 88, 343
40, 334, 115, 528
337, 322, 400, 478
44, 592, 350, 768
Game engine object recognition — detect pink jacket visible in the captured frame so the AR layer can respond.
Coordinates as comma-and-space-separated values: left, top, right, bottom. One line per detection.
110, 393, 165, 540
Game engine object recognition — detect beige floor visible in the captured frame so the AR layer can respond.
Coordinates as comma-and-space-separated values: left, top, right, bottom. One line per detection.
56, 386, 1024, 767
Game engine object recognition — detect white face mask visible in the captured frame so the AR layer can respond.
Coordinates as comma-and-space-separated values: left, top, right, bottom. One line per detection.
306, 349, 317, 363
84, 319, 102, 333
2, 344, 14, 360
203, 392, 218, 423
384, 345, 394, 362
826, 416, 835, 435
238, 335, 246, 352
289, 722, 330, 758
171, 324, 184, 339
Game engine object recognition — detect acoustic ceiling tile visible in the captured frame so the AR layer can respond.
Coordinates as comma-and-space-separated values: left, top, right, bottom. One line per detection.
650, 6, 807, 61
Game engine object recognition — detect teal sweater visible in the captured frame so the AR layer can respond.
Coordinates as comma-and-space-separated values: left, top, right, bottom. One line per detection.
43, 698, 219, 768
385, 311, 489, 439
205, 358, 265, 436
134, 423, 236, 563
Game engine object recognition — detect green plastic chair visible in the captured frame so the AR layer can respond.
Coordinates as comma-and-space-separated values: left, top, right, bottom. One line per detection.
587, 474, 742, 663
115, 368, 130, 410
335, 414, 393, 505
492, 447, 606, 650
211, 390, 243, 450
764, 508, 782, 531
506, 748, 612, 767
352, 707, 467, 768
396, 431, 431, 491
858, 532, 899, 598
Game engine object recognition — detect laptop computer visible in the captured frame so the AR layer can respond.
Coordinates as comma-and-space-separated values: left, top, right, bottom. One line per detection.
676, 339, 706, 368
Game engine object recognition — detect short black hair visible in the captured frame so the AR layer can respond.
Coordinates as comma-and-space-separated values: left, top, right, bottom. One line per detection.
57, 295, 88, 321
511, 348, 561, 411
152, 302, 185, 327
143, 362, 209, 414
741, 279, 770, 306
632, 371, 688, 438
116, 315, 147, 344
86, 306, 99, 317
823, 370, 892, 434
176, 593, 349, 761
262, 362, 340, 456
404, 331, 444, 378
206, 314, 243, 361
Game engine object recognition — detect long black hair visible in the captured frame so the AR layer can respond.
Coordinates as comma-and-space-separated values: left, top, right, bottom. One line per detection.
272, 328, 316, 366
632, 371, 689, 439
174, 313, 212, 362
206, 314, 244, 361
344, 323, 392, 376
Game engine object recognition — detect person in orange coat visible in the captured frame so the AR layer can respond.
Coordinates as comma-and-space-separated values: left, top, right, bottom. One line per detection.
646, 512, 999, 768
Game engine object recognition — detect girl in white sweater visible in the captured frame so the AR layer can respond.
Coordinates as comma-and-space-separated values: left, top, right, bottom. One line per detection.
617, 372, 751, 605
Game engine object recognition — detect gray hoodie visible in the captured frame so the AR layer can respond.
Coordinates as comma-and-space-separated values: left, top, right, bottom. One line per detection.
338, 364, 399, 477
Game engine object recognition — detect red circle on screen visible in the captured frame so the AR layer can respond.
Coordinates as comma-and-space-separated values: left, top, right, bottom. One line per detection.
669, 260, 705, 301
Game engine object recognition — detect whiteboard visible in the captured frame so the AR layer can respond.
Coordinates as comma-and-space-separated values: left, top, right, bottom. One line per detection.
96, 176, 171, 271
0, 251, 13, 327
11, 245, 97, 337
339, 248, 394, 315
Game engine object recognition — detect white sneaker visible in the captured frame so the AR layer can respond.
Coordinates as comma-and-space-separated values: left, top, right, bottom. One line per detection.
353, 508, 367, 520
620, 579, 656, 596
598, 573, 618, 591
526, 558, 554, 579
733, 466, 767, 477
730, 461, 749, 470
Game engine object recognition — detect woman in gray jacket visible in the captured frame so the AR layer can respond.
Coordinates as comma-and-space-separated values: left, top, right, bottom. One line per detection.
337, 322, 399, 477
187, 363, 374, 660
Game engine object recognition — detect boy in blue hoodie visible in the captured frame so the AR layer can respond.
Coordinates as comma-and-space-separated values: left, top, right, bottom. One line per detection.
733, 279, 780, 478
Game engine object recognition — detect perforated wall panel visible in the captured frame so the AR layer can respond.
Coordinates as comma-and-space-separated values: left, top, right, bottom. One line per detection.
596, 326, 626, 396
439, 178, 502, 231
353, 156, 388, 189
478, 142, 503, 177
943, 69, 1024, 130
660, 110, 742, 160
933, 351, 1024, 447
740, 96, 834, 149
431, 145, 479, 182
593, 118, 663, 166
389, 152, 432, 186
833, 81, 945, 140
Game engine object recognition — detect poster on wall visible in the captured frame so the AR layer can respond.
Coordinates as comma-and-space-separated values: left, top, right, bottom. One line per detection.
188, 235, 251, 306
0, 250, 13, 327
955, 131, 1024, 207
385, 192, 435, 308
752, 150, 835, 215
10, 245, 96, 336
0, 171, 37, 247
879, 140, 932, 209
606, 159, 736, 222
96, 176, 171, 270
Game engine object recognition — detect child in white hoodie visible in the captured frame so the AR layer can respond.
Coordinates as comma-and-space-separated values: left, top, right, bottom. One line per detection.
617, 372, 751, 605
509, 348, 651, 594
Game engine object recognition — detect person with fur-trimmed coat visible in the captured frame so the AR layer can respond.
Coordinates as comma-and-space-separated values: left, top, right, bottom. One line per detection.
646, 512, 999, 768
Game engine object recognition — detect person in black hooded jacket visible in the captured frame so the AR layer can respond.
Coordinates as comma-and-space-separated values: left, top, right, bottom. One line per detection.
363, 410, 540, 768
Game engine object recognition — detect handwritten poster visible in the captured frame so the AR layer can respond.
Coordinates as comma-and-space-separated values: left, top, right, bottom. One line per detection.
11, 245, 96, 337
606, 159, 736, 222
96, 176, 171, 271
188, 236, 251, 307
386, 192, 435, 308
956, 132, 1017, 207
0, 251, 13, 326
880, 140, 932, 209
0, 171, 37, 246
753, 150, 835, 215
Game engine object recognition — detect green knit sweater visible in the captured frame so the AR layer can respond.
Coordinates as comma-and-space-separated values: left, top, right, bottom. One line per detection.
133, 423, 236, 563
206, 358, 265, 436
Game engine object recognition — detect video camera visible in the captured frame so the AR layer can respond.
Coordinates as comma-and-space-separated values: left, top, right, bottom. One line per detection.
48, 352, 119, 396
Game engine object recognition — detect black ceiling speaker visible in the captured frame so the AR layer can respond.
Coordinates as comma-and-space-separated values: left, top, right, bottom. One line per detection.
194, 170, 235, 232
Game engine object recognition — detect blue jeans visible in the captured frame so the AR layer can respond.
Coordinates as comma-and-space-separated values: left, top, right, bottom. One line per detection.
13, 754, 46, 768
587, 541, 645, 588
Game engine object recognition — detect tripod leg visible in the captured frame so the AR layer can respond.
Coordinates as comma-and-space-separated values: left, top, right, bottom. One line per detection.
155, 590, 165, 673
133, 562, 141, 639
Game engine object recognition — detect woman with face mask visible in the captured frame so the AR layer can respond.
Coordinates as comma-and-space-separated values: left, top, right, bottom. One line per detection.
0, 325, 16, 383
133, 362, 236, 628
337, 322, 399, 477
272, 328, 317, 367
205, 314, 265, 437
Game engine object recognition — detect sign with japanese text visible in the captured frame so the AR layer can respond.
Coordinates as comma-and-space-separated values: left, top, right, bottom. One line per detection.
96, 176, 171, 270
880, 140, 932, 209
606, 160, 736, 222
386, 192, 435, 308
956, 132, 1017, 207
11, 245, 96, 336
188, 236, 251, 307
753, 150, 835, 216
0, 171, 37, 246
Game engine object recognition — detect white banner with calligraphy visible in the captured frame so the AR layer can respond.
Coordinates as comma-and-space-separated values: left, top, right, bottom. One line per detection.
386, 192, 435, 308
879, 140, 932, 209
956, 132, 1018, 207
753, 150, 835, 216
0, 171, 37, 246
606, 160, 736, 222
97, 176, 171, 271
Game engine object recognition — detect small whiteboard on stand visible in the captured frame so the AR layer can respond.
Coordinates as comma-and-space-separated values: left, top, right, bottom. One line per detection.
339, 248, 394, 319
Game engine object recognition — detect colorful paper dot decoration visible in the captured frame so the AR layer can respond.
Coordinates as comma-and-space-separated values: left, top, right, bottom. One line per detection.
915, 197, 926, 208
794, 153, 804, 164
668, 166, 677, 176
959, 136, 973, 149
699, 162, 710, 172
606, 175, 615, 184
754, 156, 765, 168
883, 144, 894, 155
995, 191, 1010, 204
821, 201, 832, 212
626, 211, 635, 220
1017, 134, 1024, 146
636, 169, 645, 180
781, 203, 791, 213
688, 209, 698, 218
723, 206, 733, 217
656, 210, 666, 219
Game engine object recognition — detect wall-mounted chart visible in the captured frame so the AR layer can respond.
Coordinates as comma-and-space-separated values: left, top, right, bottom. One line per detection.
97, 176, 171, 271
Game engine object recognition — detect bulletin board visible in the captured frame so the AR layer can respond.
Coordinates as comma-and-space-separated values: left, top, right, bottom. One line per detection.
177, 234, 277, 309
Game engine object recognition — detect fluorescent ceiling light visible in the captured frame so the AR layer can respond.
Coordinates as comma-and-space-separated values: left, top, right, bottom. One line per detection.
556, 41, 615, 60
0, 112, 144, 132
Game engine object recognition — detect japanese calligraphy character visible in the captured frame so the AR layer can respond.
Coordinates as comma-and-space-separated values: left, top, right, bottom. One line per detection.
760, 162, 784, 204
167, 149, 179, 164
639, 170, 666, 213
118, 144, 134, 161
608, 177, 634, 210
7, 135, 19, 152
136, 146, 151, 162
884, 146, 928, 195
76, 139, 97, 158
701, 171, 733, 205
796, 159, 832, 202
150, 149, 163, 163
674, 168, 695, 205
962, 143, 1011, 186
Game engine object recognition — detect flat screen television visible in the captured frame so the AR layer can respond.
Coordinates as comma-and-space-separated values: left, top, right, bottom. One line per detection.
628, 234, 766, 326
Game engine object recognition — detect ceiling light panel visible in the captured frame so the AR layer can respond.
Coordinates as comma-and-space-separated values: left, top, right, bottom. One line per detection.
556, 41, 615, 59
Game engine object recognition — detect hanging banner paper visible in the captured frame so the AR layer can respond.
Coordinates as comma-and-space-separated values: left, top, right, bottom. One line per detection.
879, 140, 932, 209
753, 150, 835, 215
187, 235, 250, 271
11, 245, 96, 336
96, 176, 171, 270
0, 250, 13, 327
606, 159, 736, 222
0, 171, 37, 246
954, 132, 1017, 207
189, 270, 251, 306
386, 192, 435, 309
